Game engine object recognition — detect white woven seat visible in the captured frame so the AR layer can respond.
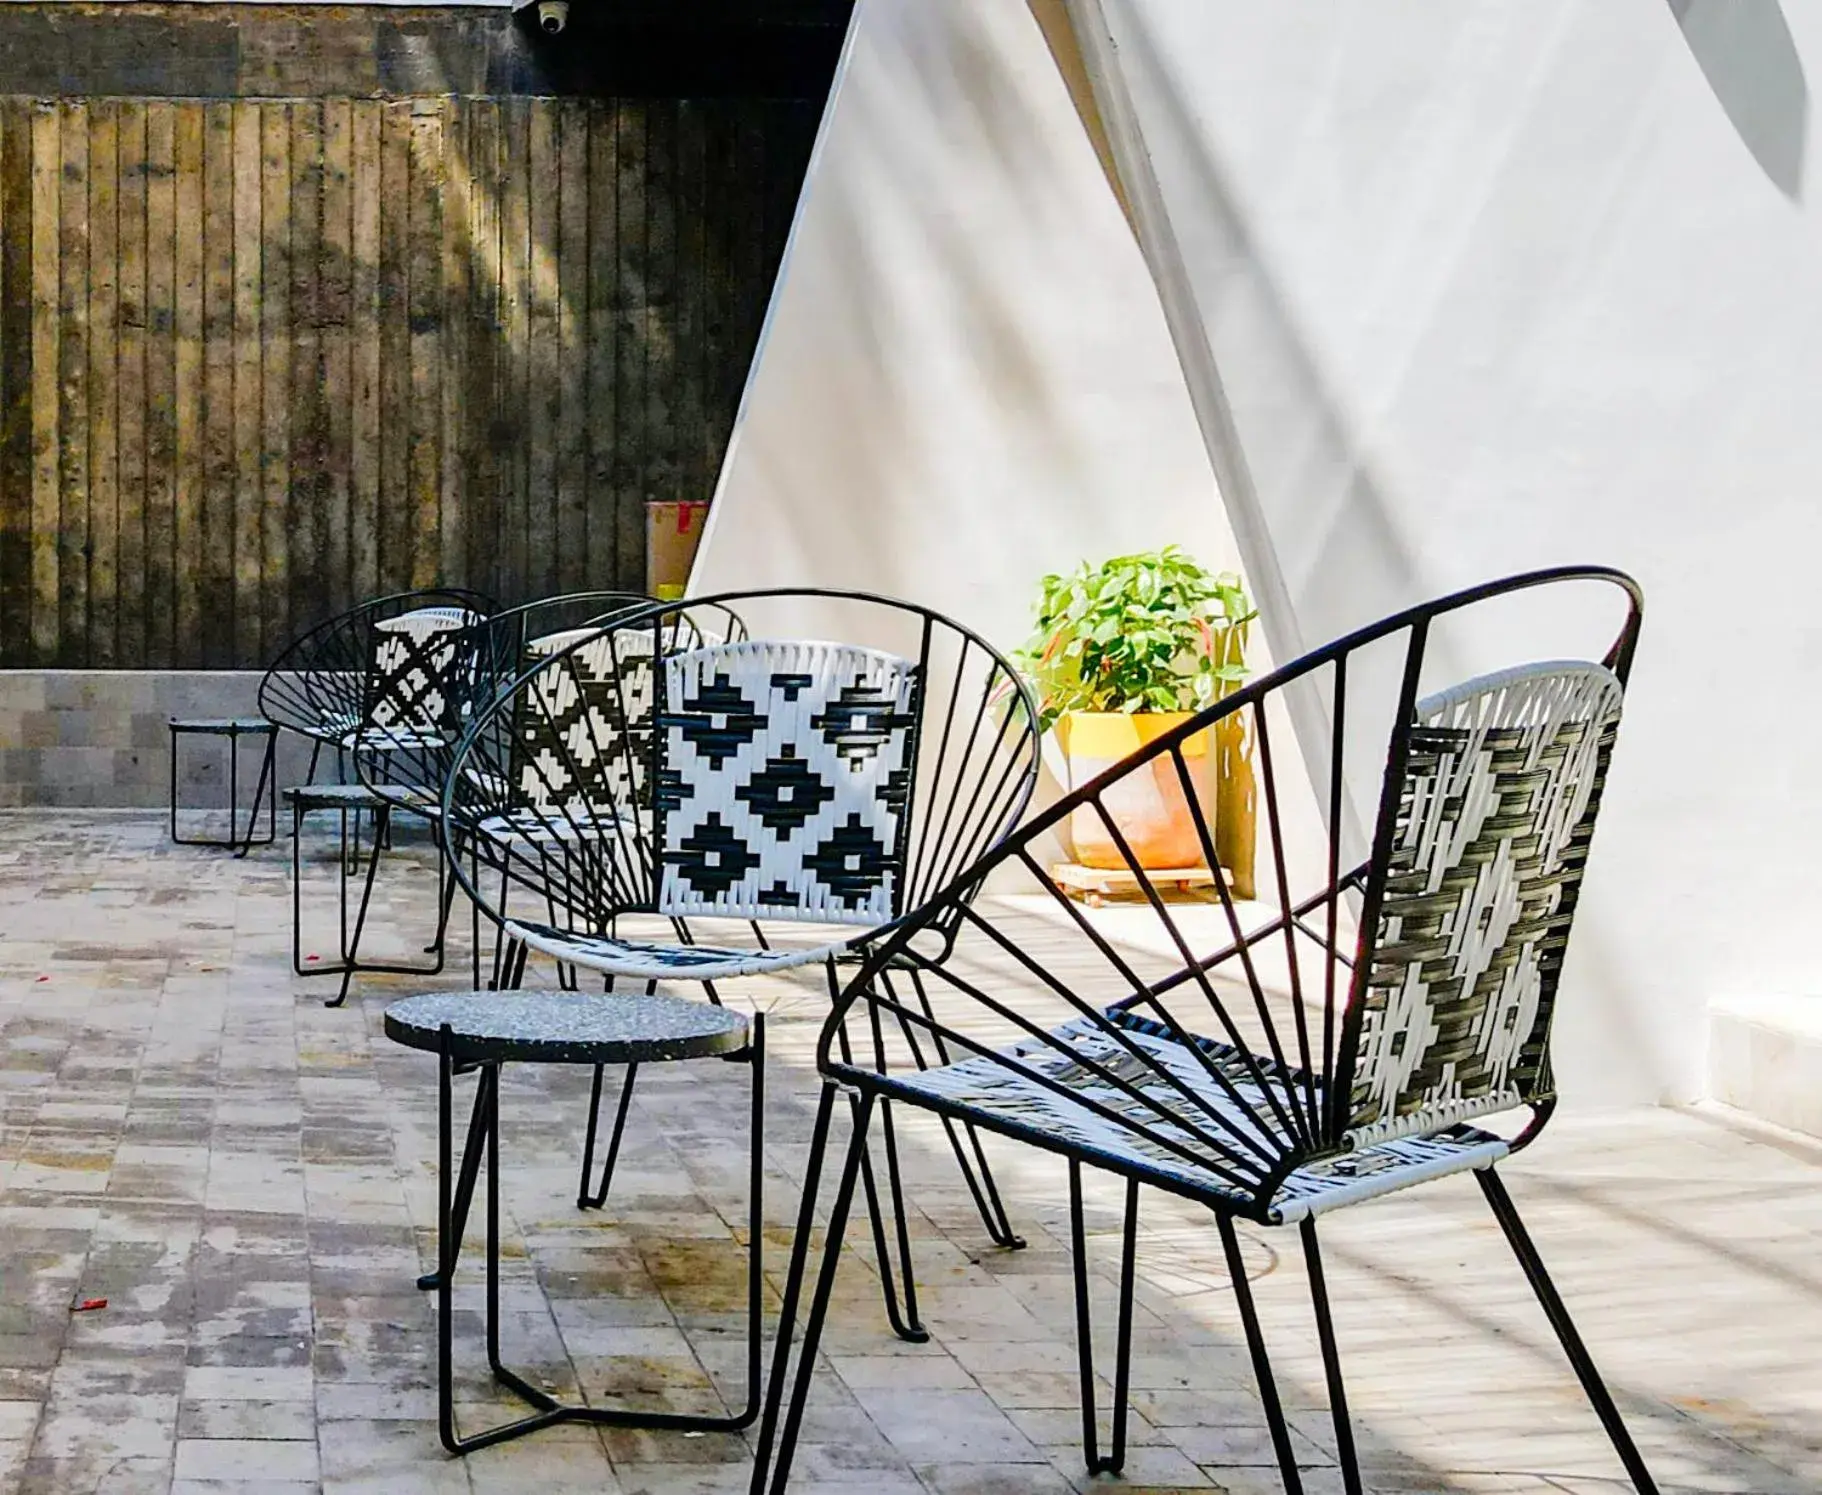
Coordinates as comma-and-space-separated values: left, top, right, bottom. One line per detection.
502, 916, 846, 981
888, 1013, 1508, 1224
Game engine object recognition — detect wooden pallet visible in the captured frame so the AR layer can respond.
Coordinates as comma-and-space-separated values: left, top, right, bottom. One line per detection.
1050, 861, 1220, 908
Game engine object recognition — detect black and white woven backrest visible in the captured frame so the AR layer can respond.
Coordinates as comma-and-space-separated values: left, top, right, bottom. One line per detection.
510, 626, 655, 815
656, 640, 921, 926
1343, 660, 1625, 1146
364, 606, 484, 741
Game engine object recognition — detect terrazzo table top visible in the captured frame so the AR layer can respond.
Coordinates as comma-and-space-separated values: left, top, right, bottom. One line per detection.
383, 988, 751, 1065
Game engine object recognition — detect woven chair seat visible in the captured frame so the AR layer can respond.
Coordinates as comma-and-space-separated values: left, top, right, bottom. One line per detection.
341, 725, 452, 752
502, 916, 848, 981
885, 1011, 1509, 1225
473, 804, 645, 842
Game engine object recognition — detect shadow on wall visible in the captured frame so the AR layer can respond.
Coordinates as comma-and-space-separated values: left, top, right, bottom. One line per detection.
1669, 0, 1808, 199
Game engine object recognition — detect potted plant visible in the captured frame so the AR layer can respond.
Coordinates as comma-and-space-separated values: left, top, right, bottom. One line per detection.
1016, 546, 1256, 886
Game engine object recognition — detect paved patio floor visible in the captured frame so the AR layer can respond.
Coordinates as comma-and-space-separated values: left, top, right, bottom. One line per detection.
0, 812, 1817, 1494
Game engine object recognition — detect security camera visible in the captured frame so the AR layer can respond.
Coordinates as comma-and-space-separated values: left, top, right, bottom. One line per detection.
536, 0, 568, 34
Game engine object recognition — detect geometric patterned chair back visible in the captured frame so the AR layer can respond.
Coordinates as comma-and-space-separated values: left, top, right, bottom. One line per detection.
363, 605, 485, 742
509, 625, 656, 815
1340, 660, 1626, 1147
655, 640, 921, 927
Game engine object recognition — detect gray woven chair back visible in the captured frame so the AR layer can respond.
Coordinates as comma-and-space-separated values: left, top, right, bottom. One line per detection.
656, 639, 920, 926
1341, 660, 1624, 1146
364, 606, 485, 742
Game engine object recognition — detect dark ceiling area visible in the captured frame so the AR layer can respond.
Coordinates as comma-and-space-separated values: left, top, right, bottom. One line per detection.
514, 0, 855, 98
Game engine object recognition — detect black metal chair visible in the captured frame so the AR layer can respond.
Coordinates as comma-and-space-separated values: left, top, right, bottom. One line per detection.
439, 589, 1044, 1339
258, 588, 493, 1005
747, 567, 1657, 1495
347, 591, 658, 813
258, 587, 496, 779
351, 591, 737, 994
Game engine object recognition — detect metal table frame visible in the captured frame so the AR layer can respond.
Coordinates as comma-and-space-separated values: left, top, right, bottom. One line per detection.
168, 717, 277, 856
394, 999, 766, 1455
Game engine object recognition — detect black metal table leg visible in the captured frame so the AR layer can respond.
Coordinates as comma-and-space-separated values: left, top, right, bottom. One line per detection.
428, 1010, 766, 1455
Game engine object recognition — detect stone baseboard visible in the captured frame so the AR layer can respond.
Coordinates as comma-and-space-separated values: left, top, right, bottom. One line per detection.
1708, 995, 1822, 1141
0, 671, 320, 809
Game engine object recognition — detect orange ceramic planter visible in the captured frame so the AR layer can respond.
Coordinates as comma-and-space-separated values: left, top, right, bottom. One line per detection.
1055, 710, 1214, 870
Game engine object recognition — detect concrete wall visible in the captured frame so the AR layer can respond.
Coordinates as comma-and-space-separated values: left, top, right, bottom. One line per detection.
1078, 0, 1822, 1104
0, 672, 316, 809
691, 0, 1238, 651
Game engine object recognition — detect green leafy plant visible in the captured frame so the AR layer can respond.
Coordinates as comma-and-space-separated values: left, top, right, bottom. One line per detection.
1014, 546, 1255, 733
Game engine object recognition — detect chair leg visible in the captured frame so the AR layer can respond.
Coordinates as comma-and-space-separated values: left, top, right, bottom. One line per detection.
853, 1096, 928, 1344
233, 729, 277, 858
1217, 1213, 1305, 1494
1068, 1165, 1137, 1475
418, 1063, 495, 1292
897, 967, 1026, 1250
328, 807, 389, 1008
831, 983, 927, 1344
1478, 1168, 1660, 1494
749, 1084, 873, 1495
577, 1062, 638, 1211
425, 833, 459, 955
1299, 1217, 1363, 1495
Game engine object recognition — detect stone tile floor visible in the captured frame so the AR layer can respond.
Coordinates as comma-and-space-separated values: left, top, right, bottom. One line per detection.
0, 812, 1818, 1494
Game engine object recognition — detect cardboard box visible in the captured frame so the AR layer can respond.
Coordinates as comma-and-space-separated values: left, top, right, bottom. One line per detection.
646, 500, 710, 600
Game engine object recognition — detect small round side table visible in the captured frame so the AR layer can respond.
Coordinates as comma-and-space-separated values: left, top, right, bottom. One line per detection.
383, 988, 762, 1456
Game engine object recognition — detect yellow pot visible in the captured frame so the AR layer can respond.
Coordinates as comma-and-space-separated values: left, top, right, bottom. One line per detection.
1055, 710, 1213, 871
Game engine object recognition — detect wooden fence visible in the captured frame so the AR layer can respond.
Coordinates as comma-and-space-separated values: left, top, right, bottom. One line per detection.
0, 93, 815, 668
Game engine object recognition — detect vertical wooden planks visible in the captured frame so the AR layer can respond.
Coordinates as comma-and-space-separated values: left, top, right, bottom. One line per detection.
584, 100, 619, 589
320, 97, 353, 621
461, 99, 500, 603
376, 101, 409, 594
497, 97, 530, 605
87, 100, 119, 666
437, 98, 469, 593
731, 107, 769, 428
258, 103, 289, 659
612, 100, 646, 594
57, 102, 87, 664
525, 101, 559, 599
115, 100, 146, 667
29, 103, 58, 663
700, 105, 734, 522
348, 99, 380, 608
288, 99, 322, 635
405, 102, 443, 590
230, 99, 261, 667
554, 98, 588, 594
0, 82, 821, 665
673, 99, 706, 512
172, 104, 203, 666
642, 100, 677, 519
0, 102, 28, 659
200, 101, 234, 667
143, 101, 176, 666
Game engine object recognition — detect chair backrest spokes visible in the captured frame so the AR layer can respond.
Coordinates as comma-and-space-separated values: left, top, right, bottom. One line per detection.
349, 590, 658, 804
656, 639, 921, 926
1336, 660, 1624, 1145
442, 589, 1041, 950
258, 587, 495, 748
365, 606, 487, 741
512, 624, 657, 816
818, 568, 1642, 1221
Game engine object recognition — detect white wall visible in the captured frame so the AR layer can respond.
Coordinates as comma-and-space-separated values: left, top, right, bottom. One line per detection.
1082, 0, 1822, 1102
691, 0, 1237, 650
